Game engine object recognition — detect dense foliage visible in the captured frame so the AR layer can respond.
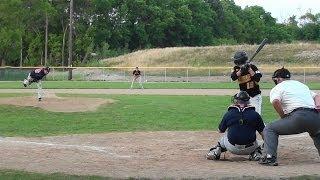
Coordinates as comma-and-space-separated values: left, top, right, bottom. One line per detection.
0, 0, 319, 66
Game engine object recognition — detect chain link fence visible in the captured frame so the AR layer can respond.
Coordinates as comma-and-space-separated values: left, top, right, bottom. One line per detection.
0, 66, 319, 83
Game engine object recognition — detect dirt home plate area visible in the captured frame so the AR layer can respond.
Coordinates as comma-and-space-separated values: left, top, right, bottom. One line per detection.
0, 89, 319, 179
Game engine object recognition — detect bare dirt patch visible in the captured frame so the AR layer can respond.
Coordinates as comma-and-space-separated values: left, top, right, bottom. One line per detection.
0, 94, 114, 112
0, 131, 319, 179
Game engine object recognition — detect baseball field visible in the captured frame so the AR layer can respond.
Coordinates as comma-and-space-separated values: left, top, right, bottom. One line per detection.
0, 82, 319, 179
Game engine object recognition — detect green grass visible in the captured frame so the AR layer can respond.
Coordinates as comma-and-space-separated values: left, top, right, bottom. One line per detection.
0, 94, 278, 137
0, 169, 319, 180
2, 81, 320, 89
0, 169, 109, 180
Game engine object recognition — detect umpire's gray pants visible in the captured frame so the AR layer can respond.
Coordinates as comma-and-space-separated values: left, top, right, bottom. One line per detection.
219, 134, 259, 155
263, 109, 320, 157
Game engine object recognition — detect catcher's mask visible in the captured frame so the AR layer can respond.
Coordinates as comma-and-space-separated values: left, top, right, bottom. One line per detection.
232, 91, 250, 104
272, 67, 290, 85
233, 51, 248, 66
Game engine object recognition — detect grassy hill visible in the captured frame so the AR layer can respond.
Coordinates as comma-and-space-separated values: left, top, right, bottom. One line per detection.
102, 42, 320, 67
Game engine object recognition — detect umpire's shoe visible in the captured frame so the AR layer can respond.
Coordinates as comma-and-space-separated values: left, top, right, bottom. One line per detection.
206, 146, 222, 160
259, 154, 278, 166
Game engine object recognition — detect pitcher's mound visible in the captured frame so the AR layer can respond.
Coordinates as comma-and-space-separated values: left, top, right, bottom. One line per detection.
0, 96, 114, 112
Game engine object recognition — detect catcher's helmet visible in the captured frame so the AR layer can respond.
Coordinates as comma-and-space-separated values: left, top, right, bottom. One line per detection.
232, 91, 250, 104
272, 67, 290, 79
233, 51, 248, 66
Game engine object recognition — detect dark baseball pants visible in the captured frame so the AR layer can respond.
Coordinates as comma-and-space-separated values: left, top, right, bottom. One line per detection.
263, 109, 320, 157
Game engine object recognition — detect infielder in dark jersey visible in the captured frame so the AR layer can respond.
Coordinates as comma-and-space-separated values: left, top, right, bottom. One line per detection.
206, 91, 265, 161
231, 51, 262, 114
23, 67, 50, 101
259, 67, 320, 166
130, 67, 144, 89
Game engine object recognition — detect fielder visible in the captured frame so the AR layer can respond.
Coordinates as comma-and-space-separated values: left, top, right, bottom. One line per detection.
206, 91, 265, 161
23, 67, 50, 101
231, 51, 263, 115
259, 67, 320, 166
130, 67, 144, 89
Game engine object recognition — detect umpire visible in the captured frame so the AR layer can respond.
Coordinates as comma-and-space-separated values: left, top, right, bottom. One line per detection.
260, 67, 320, 166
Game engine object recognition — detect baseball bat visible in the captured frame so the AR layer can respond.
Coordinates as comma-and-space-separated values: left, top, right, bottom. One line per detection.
248, 38, 268, 63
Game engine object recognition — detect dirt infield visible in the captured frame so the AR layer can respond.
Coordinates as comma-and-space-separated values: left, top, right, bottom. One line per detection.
0, 131, 319, 179
0, 89, 319, 178
0, 92, 114, 112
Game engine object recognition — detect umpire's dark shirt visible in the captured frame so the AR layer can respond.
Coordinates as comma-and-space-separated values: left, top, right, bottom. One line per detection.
218, 105, 265, 145
230, 64, 262, 97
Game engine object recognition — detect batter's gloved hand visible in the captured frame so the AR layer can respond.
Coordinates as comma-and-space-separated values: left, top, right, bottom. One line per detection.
240, 63, 249, 73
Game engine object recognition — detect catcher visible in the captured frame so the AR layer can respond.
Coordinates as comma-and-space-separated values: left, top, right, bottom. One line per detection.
206, 91, 265, 161
23, 66, 50, 101
231, 51, 262, 114
130, 67, 144, 89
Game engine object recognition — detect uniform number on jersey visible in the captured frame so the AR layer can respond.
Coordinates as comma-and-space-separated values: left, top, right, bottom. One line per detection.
246, 81, 255, 89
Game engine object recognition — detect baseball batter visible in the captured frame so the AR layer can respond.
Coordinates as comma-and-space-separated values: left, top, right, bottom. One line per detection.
231, 51, 262, 115
23, 67, 50, 101
206, 91, 265, 161
130, 67, 144, 89
259, 67, 320, 166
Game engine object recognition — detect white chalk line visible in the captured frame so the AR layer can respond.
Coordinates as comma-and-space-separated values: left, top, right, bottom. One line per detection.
0, 138, 131, 159
191, 134, 310, 151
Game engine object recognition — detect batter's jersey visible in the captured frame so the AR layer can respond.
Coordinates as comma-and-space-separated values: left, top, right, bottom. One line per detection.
218, 105, 265, 145
231, 64, 262, 97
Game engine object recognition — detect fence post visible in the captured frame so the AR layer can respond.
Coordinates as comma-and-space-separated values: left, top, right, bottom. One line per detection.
186, 68, 189, 82
164, 68, 167, 82
208, 68, 211, 82
52, 67, 55, 81
123, 70, 126, 82
143, 70, 146, 82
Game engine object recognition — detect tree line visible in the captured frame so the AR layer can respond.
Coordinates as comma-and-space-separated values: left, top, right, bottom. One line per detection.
0, 0, 319, 67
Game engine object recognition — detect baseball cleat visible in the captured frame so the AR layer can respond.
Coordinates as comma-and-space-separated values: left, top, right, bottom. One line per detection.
206, 146, 221, 160
38, 98, 42, 101
249, 147, 262, 161
259, 154, 278, 166
23, 79, 28, 87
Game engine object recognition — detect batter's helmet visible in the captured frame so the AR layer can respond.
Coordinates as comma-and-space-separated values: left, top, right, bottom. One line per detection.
233, 51, 248, 66
272, 67, 290, 79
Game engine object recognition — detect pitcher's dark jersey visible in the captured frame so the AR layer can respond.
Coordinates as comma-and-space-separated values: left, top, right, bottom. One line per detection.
30, 68, 47, 82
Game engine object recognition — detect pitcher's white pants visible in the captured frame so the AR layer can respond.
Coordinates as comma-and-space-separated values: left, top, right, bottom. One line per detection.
130, 76, 144, 89
24, 73, 43, 99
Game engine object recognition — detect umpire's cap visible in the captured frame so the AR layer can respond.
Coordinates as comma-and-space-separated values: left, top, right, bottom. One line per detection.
272, 67, 290, 79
